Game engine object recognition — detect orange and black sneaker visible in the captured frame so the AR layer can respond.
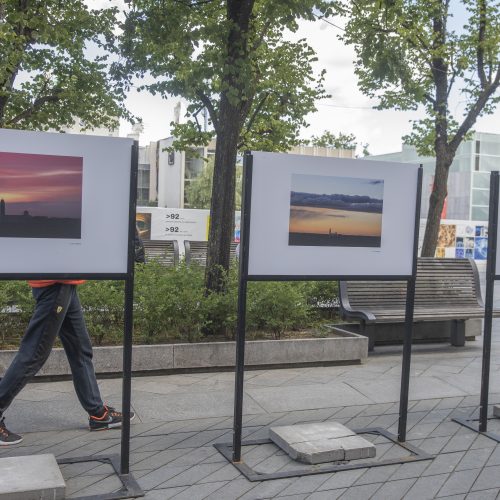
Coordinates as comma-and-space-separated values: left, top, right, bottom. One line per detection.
0, 417, 23, 445
89, 405, 135, 431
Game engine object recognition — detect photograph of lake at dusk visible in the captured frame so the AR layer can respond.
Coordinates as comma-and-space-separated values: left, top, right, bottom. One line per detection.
288, 174, 384, 247
0, 152, 83, 239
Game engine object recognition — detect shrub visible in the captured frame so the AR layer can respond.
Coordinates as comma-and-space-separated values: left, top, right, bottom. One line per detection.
247, 281, 313, 339
0, 264, 339, 347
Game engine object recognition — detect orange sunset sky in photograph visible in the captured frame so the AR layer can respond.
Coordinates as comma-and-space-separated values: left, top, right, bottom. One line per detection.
0, 152, 83, 218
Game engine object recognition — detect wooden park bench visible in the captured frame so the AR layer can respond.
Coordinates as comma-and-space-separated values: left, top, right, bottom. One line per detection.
143, 240, 179, 266
184, 240, 239, 266
339, 257, 491, 350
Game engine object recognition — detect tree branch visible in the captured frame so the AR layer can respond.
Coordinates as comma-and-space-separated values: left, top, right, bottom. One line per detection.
242, 92, 268, 137
6, 90, 62, 126
449, 67, 500, 153
477, 0, 488, 88
173, 0, 215, 7
196, 91, 218, 130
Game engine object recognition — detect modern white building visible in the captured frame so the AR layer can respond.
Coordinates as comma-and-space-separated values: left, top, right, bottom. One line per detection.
138, 139, 356, 209
364, 132, 500, 221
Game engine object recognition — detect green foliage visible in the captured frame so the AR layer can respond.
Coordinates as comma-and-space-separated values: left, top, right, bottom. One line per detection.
307, 130, 358, 150
121, 0, 333, 152
121, 1, 335, 288
77, 280, 125, 346
184, 156, 243, 210
0, 271, 339, 347
0, 0, 129, 130
247, 281, 312, 339
341, 0, 500, 155
341, 0, 500, 255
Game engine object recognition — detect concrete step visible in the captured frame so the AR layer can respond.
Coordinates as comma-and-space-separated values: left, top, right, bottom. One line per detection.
270, 422, 376, 465
0, 454, 65, 500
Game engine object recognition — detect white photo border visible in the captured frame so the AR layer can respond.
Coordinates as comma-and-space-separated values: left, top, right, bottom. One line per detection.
0, 129, 133, 275
247, 151, 420, 277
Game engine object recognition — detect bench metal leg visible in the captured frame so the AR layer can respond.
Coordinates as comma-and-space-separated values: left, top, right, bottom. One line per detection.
450, 320, 465, 347
361, 322, 376, 351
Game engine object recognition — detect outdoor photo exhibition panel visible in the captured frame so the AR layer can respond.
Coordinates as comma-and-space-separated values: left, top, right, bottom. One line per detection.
0, 129, 132, 278
453, 170, 500, 441
214, 151, 428, 481
247, 151, 419, 279
0, 129, 142, 500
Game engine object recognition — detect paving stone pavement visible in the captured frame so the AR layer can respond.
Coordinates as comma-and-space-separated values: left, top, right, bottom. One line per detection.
2, 323, 500, 499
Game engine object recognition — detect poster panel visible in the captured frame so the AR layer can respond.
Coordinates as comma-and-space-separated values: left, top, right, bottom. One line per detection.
136, 207, 241, 244
248, 152, 419, 277
0, 129, 133, 274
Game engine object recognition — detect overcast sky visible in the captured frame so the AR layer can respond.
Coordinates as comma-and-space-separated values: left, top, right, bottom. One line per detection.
91, 1, 500, 155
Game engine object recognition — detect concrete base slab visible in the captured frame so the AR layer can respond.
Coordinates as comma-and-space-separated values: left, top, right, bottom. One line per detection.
0, 454, 65, 500
494, 405, 500, 418
269, 422, 376, 465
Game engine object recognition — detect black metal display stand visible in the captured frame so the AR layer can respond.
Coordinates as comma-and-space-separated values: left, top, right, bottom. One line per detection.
453, 170, 500, 442
214, 153, 429, 481
0, 141, 143, 499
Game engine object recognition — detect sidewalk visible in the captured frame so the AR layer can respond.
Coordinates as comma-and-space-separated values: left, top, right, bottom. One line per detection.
1, 333, 500, 499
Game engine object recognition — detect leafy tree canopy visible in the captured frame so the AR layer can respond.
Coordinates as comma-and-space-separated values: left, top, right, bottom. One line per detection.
184, 155, 243, 210
341, 0, 500, 255
120, 0, 335, 292
303, 130, 358, 149
0, 0, 129, 131
341, 0, 500, 157
120, 0, 333, 152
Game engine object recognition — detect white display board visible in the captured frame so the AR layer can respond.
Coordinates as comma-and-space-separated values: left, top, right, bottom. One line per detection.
247, 151, 420, 277
0, 129, 133, 275
137, 207, 210, 242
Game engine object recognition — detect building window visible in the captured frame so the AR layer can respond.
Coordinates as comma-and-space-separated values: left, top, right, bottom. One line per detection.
137, 163, 150, 204
471, 206, 489, 221
471, 188, 489, 206
473, 171, 490, 189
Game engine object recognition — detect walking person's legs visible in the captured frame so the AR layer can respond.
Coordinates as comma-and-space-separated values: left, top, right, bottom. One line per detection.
0, 284, 73, 444
58, 287, 134, 430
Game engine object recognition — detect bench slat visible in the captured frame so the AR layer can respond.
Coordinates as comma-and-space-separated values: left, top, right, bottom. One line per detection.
339, 257, 486, 323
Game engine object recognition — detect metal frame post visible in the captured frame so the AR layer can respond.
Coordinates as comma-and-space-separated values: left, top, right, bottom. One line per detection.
398, 165, 423, 442
232, 152, 253, 462
223, 156, 428, 478
120, 141, 139, 474
479, 170, 499, 431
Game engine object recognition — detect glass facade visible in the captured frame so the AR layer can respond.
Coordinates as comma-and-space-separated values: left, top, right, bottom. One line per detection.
137, 163, 150, 205
183, 146, 216, 207
365, 132, 500, 222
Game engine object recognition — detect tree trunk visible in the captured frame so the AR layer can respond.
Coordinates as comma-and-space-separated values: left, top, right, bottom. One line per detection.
421, 6, 450, 257
421, 154, 452, 256
205, 98, 240, 292
204, 0, 254, 295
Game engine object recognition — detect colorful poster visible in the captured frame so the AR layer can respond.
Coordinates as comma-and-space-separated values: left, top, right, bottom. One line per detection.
475, 225, 488, 237
437, 224, 456, 247
474, 237, 488, 260
455, 248, 465, 258
234, 212, 241, 242
465, 237, 475, 249
445, 247, 456, 258
436, 247, 445, 258
136, 212, 151, 240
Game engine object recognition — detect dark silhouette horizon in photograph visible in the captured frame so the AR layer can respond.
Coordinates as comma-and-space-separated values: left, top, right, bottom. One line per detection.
0, 151, 83, 239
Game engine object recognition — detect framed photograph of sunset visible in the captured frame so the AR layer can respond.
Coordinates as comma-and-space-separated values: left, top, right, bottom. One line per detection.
246, 151, 420, 278
0, 152, 83, 239
0, 129, 134, 276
